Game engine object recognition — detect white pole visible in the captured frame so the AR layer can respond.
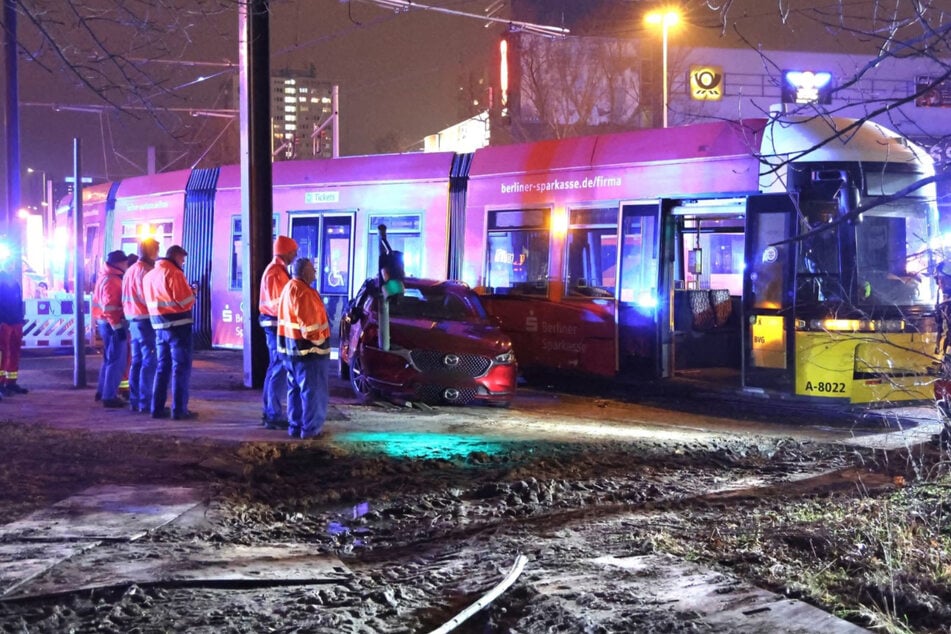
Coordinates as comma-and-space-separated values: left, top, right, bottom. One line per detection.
661, 22, 669, 129
332, 84, 340, 158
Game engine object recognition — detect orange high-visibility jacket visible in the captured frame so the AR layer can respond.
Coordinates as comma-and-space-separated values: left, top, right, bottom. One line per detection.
258, 256, 291, 328
121, 259, 155, 321
92, 262, 126, 329
276, 279, 331, 357
143, 258, 195, 330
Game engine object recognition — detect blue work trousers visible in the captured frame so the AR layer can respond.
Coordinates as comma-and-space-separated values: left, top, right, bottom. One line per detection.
262, 326, 286, 423
284, 355, 329, 438
96, 322, 129, 401
129, 319, 157, 412
152, 324, 193, 418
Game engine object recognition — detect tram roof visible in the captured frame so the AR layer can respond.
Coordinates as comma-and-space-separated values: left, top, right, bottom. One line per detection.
468, 119, 768, 177
115, 169, 192, 199
215, 151, 459, 189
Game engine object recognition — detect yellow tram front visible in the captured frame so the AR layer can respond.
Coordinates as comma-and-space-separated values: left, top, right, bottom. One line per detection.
745, 116, 940, 404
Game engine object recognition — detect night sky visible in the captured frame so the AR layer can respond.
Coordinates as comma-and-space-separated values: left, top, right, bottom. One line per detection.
13, 0, 923, 185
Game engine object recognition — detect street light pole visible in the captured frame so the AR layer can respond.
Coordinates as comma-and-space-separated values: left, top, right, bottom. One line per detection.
661, 22, 669, 128
645, 10, 680, 129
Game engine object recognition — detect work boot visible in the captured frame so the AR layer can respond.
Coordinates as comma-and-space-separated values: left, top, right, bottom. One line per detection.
262, 416, 289, 430
102, 398, 126, 409
6, 383, 27, 395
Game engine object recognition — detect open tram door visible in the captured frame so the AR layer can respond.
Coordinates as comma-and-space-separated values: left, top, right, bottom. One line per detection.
664, 199, 747, 382
742, 193, 799, 394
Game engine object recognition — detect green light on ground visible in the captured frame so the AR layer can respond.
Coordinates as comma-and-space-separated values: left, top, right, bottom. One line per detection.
335, 431, 505, 460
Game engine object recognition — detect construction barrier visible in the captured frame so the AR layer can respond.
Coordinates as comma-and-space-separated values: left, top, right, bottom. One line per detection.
22, 296, 95, 349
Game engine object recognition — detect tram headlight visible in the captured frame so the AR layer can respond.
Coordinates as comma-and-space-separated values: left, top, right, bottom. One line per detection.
816, 319, 863, 331
807, 318, 905, 332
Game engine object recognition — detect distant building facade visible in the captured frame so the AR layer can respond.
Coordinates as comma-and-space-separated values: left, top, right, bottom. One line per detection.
271, 70, 336, 161
424, 112, 491, 153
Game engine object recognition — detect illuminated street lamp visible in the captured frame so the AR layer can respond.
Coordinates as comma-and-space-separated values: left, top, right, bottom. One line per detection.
645, 9, 680, 128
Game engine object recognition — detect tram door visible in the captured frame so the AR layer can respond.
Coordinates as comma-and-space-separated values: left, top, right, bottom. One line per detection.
288, 214, 354, 349
616, 202, 663, 377
666, 201, 746, 380
742, 194, 798, 393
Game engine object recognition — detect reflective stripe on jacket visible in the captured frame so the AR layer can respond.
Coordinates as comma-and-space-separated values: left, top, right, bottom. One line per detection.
121, 259, 154, 321
276, 278, 331, 357
92, 262, 126, 328
143, 258, 195, 330
258, 256, 291, 328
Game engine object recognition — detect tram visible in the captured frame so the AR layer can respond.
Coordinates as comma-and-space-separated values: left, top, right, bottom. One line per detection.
54, 113, 940, 405
464, 116, 939, 404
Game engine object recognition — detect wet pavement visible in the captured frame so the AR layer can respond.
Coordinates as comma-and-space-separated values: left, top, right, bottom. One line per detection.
5, 349, 303, 443
3, 348, 944, 451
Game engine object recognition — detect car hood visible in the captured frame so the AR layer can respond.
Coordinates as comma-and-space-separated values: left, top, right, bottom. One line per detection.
389, 318, 512, 356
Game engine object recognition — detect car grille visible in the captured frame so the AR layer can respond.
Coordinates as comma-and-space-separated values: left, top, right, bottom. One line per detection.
416, 384, 479, 405
410, 350, 491, 378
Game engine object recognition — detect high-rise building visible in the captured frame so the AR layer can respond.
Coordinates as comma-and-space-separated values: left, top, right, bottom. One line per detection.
270, 70, 336, 161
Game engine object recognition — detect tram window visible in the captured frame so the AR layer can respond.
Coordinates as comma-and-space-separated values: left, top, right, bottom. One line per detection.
618, 212, 659, 306
230, 215, 278, 291
368, 214, 422, 278
565, 208, 617, 298
749, 214, 788, 310
120, 220, 172, 256
230, 216, 242, 290
682, 232, 744, 295
797, 225, 843, 304
486, 209, 550, 295
320, 217, 352, 296
856, 206, 934, 306
85, 226, 99, 260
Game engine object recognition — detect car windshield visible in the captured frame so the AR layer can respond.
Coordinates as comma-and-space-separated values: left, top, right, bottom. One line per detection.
389, 286, 488, 322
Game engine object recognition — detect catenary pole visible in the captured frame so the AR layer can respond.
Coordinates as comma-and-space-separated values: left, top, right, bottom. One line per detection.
72, 138, 86, 387
239, 0, 273, 388
2, 0, 19, 240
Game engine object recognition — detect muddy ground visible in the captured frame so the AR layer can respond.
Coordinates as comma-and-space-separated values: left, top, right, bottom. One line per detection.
0, 404, 948, 634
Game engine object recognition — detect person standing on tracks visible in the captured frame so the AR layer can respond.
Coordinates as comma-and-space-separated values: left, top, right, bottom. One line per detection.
92, 250, 130, 408
276, 257, 331, 439
0, 256, 27, 397
258, 235, 298, 430
143, 245, 197, 421
122, 239, 160, 414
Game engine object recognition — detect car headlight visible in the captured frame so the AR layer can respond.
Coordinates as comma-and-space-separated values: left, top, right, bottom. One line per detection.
494, 351, 516, 365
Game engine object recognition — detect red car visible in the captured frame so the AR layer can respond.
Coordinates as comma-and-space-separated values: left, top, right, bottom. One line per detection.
936, 376, 951, 418
338, 278, 517, 406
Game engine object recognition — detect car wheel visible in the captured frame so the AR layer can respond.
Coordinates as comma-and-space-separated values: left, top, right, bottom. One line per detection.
349, 353, 375, 402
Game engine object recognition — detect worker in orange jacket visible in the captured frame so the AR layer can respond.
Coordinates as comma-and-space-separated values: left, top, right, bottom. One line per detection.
143, 245, 196, 421
92, 250, 130, 408
276, 257, 331, 439
259, 235, 298, 429
122, 239, 160, 413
